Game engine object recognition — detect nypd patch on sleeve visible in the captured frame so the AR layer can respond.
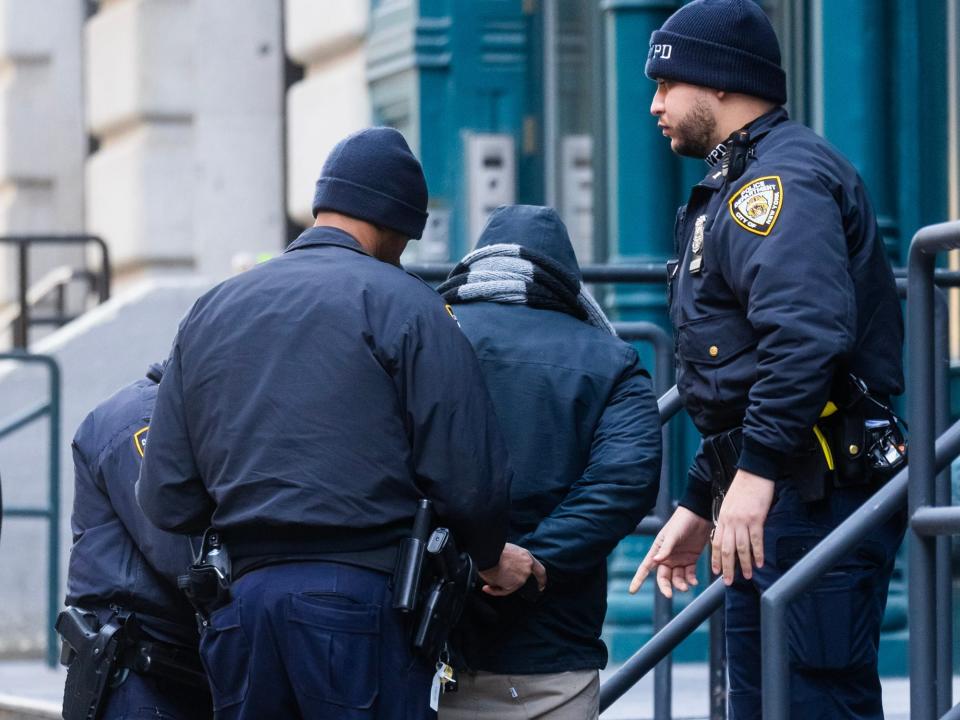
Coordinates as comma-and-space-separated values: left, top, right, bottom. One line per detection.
728, 175, 783, 236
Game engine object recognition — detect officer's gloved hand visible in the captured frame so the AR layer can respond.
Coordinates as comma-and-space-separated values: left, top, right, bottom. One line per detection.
478, 543, 547, 597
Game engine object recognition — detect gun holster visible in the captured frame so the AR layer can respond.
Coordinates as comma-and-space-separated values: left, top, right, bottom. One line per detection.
178, 528, 231, 628
56, 607, 128, 720
412, 527, 476, 661
703, 425, 830, 508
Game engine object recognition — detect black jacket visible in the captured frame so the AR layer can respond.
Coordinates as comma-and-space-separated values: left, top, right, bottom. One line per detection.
671, 108, 904, 516
137, 227, 511, 571
66, 363, 198, 646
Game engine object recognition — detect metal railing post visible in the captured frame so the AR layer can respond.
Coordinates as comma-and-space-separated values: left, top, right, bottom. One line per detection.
2, 235, 112, 348
0, 351, 61, 667
708, 593, 727, 719
15, 240, 28, 348
933, 288, 953, 716
600, 579, 726, 712
905, 222, 960, 720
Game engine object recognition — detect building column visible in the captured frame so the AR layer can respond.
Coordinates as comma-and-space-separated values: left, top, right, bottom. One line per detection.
85, 0, 284, 284
285, 0, 370, 230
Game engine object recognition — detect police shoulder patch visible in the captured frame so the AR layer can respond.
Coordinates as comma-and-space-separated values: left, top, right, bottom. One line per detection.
133, 425, 149, 458
444, 304, 461, 328
728, 175, 783, 236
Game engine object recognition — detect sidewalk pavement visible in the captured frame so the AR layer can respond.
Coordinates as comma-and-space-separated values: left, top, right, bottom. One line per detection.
0, 658, 951, 719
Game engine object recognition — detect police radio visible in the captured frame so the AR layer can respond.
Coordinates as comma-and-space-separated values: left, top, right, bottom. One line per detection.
725, 130, 751, 182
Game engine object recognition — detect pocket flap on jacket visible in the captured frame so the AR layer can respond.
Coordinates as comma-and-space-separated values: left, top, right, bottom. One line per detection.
678, 313, 756, 366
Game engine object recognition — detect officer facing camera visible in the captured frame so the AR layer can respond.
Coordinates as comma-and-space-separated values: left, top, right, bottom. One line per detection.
630, 1, 906, 718
137, 127, 516, 720
59, 362, 210, 720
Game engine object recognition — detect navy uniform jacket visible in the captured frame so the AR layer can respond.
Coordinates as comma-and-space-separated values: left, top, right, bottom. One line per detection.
673, 107, 904, 517
66, 363, 198, 646
137, 227, 511, 572
452, 207, 662, 673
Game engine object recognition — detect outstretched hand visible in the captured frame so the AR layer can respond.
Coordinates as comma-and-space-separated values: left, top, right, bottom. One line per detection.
629, 506, 712, 598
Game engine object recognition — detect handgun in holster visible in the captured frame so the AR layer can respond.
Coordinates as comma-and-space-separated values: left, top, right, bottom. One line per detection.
178, 527, 231, 628
56, 606, 128, 720
392, 499, 476, 662
412, 527, 476, 662
704, 424, 829, 510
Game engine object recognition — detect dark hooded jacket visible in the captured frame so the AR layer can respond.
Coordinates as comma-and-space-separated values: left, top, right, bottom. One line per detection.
66, 363, 198, 647
449, 206, 662, 673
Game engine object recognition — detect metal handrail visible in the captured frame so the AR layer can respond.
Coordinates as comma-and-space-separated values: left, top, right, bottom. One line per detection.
760, 220, 960, 720
407, 262, 960, 287
906, 220, 960, 720
0, 351, 61, 667
601, 580, 726, 712
0, 235, 111, 348
759, 417, 960, 719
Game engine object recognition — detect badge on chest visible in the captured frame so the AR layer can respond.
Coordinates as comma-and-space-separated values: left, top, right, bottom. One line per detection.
689, 214, 707, 274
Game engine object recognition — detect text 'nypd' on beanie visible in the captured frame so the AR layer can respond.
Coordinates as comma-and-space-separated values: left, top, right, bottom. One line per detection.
312, 127, 429, 239
644, 0, 787, 105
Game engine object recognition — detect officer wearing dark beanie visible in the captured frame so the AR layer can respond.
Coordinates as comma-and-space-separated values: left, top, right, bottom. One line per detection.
630, 1, 905, 719
312, 127, 429, 241
139, 127, 523, 719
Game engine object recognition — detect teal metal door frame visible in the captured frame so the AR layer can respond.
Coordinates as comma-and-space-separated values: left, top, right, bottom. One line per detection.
0, 351, 61, 667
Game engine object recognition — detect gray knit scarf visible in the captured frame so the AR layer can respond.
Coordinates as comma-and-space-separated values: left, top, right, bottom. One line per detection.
436, 243, 616, 336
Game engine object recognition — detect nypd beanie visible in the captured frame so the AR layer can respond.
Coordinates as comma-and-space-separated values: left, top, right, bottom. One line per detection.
644, 0, 787, 105
312, 127, 429, 239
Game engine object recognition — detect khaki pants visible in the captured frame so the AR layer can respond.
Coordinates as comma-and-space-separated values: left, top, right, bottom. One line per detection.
438, 669, 599, 720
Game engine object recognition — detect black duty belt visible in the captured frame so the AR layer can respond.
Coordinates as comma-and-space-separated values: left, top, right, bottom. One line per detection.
118, 635, 207, 688
232, 544, 400, 581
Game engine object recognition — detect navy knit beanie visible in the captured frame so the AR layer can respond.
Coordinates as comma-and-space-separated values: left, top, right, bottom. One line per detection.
644, 0, 787, 105
312, 127, 429, 239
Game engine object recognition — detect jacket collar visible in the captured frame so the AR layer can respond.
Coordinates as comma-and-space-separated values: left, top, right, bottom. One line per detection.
284, 226, 369, 256
703, 106, 789, 168
698, 106, 789, 188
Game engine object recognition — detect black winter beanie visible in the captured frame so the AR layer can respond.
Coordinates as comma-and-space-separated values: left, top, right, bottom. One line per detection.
644, 0, 787, 105
312, 127, 429, 239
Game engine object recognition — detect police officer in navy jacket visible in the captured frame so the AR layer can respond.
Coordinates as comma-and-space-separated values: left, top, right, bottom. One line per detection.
137, 127, 516, 720
629, 2, 905, 718
65, 362, 211, 719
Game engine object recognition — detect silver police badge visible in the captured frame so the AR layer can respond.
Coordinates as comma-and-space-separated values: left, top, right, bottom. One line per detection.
729, 175, 783, 236
691, 215, 707, 253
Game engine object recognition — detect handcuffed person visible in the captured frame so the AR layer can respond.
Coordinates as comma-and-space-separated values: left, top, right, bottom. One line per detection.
59, 362, 211, 720
436, 206, 662, 720
137, 127, 519, 720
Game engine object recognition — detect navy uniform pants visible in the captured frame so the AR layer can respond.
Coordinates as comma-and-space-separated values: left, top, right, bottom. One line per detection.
101, 671, 211, 720
199, 561, 436, 720
726, 482, 906, 720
